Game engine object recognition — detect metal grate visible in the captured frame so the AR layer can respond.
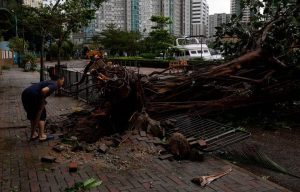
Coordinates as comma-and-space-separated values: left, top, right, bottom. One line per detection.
161, 114, 251, 152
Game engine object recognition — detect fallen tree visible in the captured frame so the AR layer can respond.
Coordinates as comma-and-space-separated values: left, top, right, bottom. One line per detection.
55, 0, 299, 144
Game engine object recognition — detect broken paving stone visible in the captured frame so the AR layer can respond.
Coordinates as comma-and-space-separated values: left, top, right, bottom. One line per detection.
41, 156, 56, 163
69, 162, 78, 172
85, 145, 96, 152
137, 137, 147, 141
151, 137, 163, 145
103, 139, 114, 147
140, 130, 147, 137
70, 136, 78, 141
112, 138, 122, 146
71, 143, 84, 152
62, 136, 78, 145
159, 154, 174, 160
198, 139, 207, 149
98, 143, 108, 153
52, 145, 65, 153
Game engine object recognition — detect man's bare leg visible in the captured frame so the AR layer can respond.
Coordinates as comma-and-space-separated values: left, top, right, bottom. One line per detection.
30, 120, 38, 139
38, 121, 47, 140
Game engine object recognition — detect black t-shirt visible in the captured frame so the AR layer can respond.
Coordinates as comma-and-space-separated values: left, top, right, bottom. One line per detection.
23, 80, 58, 98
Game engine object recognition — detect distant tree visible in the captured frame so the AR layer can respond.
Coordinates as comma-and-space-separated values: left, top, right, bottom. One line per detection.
8, 37, 28, 53
96, 24, 141, 56
8, 37, 28, 66
150, 15, 172, 30
91, 35, 103, 50
49, 0, 106, 66
214, 0, 300, 65
18, 0, 106, 81
141, 16, 175, 56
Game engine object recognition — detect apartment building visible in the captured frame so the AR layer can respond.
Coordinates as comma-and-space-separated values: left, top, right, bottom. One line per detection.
95, 0, 127, 32
190, 0, 209, 37
230, 0, 251, 23
73, 0, 211, 44
23, 0, 42, 7
208, 13, 231, 38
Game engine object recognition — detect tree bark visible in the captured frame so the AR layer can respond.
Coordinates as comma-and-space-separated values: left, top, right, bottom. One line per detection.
40, 35, 45, 82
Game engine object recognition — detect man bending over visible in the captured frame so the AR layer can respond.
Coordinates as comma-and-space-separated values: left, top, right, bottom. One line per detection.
22, 75, 64, 141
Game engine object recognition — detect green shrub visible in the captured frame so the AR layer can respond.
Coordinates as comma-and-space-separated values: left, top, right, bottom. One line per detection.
23, 52, 37, 71
140, 53, 156, 59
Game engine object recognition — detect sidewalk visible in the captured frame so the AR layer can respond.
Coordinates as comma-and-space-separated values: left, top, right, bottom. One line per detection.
0, 68, 290, 192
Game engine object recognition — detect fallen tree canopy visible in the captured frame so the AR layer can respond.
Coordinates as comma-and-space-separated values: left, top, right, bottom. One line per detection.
55, 0, 299, 144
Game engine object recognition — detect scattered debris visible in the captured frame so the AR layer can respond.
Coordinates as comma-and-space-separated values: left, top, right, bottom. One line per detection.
140, 130, 147, 137
41, 156, 56, 163
71, 143, 84, 152
159, 154, 174, 160
69, 162, 78, 172
197, 139, 207, 149
53, 145, 65, 153
168, 133, 190, 159
98, 143, 108, 154
85, 145, 96, 153
191, 167, 232, 187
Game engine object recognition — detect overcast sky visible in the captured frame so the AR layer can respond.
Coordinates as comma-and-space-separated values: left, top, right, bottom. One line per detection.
207, 0, 231, 14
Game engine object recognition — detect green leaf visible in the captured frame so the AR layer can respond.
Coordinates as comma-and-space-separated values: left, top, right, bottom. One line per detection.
83, 178, 102, 189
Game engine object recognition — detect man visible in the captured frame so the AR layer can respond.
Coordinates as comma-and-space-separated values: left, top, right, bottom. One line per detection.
22, 75, 64, 141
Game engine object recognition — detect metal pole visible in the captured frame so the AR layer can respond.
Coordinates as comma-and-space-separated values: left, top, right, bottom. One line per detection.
15, 15, 18, 37
0, 48, 2, 75
200, 36, 203, 59
76, 72, 79, 99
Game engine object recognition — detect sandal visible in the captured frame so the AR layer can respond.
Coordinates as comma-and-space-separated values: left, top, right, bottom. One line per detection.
39, 134, 55, 142
29, 132, 39, 141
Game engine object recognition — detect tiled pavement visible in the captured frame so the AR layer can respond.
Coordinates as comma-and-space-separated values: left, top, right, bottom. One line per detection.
0, 67, 290, 192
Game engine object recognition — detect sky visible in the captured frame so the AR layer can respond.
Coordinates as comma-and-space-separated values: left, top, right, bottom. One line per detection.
207, 0, 231, 14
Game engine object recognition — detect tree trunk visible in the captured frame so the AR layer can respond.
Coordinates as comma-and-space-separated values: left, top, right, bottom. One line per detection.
40, 35, 45, 82
57, 45, 61, 67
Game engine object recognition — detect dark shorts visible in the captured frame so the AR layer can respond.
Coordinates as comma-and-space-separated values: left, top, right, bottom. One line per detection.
21, 90, 46, 121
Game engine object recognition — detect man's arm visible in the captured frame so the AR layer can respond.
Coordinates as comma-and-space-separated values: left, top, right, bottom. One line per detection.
32, 87, 49, 126
41, 87, 50, 97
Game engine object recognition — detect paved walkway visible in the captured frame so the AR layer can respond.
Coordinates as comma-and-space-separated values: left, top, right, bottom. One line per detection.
0, 67, 290, 192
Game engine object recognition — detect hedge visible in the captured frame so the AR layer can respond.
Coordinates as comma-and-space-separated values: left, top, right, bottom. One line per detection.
105, 58, 224, 69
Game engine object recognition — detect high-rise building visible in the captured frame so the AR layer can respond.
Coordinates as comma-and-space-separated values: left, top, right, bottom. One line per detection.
95, 0, 188, 36
73, 0, 205, 44
126, 0, 161, 35
208, 13, 231, 38
190, 0, 209, 37
95, 0, 127, 32
230, 0, 250, 23
23, 0, 42, 7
